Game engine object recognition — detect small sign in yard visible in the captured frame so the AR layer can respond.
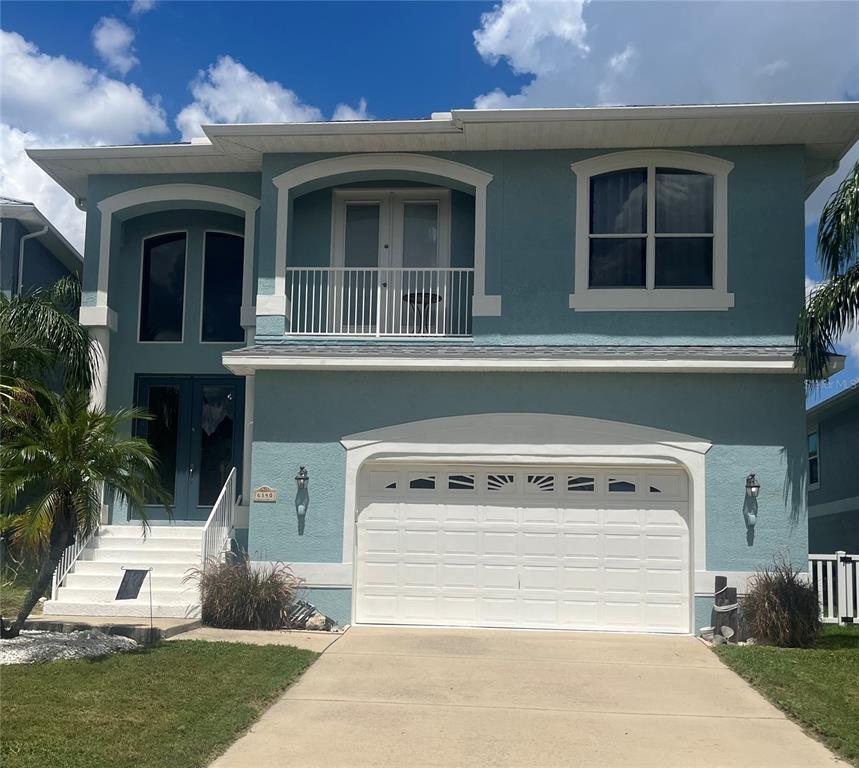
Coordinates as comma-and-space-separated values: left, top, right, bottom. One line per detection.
253, 485, 278, 503
116, 569, 149, 600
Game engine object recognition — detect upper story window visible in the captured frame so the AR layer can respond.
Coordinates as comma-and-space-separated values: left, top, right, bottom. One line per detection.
201, 231, 244, 342
569, 150, 734, 312
139, 232, 186, 342
808, 431, 820, 490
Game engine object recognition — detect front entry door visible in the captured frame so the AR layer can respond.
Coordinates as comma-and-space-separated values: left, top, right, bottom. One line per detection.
135, 376, 244, 521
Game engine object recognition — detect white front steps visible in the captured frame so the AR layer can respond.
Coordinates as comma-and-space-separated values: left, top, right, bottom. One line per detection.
43, 525, 204, 619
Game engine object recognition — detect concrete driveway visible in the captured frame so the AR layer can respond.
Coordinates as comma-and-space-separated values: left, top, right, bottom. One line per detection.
211, 627, 845, 768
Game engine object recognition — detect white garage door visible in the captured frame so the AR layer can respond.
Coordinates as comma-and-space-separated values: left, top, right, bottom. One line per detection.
355, 465, 690, 633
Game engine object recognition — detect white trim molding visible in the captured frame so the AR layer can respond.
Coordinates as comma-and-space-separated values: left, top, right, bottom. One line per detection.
268, 153, 499, 323
78, 305, 118, 331
338, 413, 712, 627
95, 183, 260, 325
223, 350, 800, 375
569, 150, 734, 312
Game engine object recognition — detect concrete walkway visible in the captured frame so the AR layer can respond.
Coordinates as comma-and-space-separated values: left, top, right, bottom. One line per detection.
211, 627, 846, 768
171, 626, 340, 653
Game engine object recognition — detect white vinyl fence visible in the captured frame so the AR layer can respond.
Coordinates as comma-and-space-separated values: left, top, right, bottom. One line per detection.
809, 552, 858, 625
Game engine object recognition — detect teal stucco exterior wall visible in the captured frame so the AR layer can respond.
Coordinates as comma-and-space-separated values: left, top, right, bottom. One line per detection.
247, 369, 808, 625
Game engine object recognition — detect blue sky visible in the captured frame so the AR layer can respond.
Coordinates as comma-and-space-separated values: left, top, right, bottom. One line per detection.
0, 1, 857, 399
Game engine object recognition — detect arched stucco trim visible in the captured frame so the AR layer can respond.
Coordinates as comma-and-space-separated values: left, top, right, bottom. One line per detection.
265, 153, 500, 320
95, 183, 260, 323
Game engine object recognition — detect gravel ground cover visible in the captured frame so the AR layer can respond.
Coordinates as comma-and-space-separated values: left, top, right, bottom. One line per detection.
0, 629, 137, 665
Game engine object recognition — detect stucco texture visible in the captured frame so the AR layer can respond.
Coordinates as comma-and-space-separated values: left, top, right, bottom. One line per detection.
247, 370, 808, 576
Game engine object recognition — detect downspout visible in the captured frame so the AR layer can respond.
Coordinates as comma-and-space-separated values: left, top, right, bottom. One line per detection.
17, 225, 49, 294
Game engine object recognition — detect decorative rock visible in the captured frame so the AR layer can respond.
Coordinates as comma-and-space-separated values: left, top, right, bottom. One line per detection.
712, 634, 726, 645
305, 613, 328, 631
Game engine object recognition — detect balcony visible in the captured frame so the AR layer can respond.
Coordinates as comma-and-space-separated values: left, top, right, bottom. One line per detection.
286, 267, 474, 337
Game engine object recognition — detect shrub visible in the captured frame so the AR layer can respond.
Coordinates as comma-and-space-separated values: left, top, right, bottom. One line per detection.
741, 557, 820, 647
188, 555, 301, 630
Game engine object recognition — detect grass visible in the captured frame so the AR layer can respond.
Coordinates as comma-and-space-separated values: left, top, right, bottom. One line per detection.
0, 571, 43, 619
1, 640, 318, 768
716, 624, 859, 766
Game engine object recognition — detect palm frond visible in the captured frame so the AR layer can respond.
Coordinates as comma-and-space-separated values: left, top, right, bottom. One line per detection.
817, 160, 859, 278
795, 262, 859, 380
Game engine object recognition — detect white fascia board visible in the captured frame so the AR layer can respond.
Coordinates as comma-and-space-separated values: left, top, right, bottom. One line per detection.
0, 202, 83, 269
452, 101, 859, 124
222, 353, 801, 375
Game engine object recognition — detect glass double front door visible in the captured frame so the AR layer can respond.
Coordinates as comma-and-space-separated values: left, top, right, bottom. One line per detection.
135, 376, 244, 521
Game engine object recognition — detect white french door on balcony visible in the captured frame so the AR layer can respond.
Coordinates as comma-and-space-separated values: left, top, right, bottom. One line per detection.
331, 188, 451, 334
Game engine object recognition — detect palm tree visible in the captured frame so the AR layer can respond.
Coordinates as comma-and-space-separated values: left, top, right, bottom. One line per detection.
0, 390, 168, 638
0, 276, 97, 409
796, 160, 859, 380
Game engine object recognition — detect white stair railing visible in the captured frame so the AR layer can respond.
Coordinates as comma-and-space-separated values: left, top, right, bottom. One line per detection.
51, 528, 96, 600
201, 467, 237, 569
809, 552, 858, 625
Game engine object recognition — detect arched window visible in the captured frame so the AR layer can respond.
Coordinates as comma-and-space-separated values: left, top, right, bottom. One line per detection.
569, 150, 734, 311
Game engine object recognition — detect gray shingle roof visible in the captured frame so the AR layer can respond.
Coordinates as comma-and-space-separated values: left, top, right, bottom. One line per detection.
229, 343, 799, 360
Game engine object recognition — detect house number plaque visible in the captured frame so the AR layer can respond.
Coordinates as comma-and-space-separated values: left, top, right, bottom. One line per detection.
253, 486, 278, 503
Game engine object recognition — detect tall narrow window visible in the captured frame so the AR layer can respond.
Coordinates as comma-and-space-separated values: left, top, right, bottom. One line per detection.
139, 232, 186, 342
589, 168, 647, 288
808, 431, 820, 489
202, 232, 244, 342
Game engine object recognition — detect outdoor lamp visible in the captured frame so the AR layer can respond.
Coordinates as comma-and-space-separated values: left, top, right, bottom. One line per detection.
745, 473, 761, 499
295, 466, 309, 491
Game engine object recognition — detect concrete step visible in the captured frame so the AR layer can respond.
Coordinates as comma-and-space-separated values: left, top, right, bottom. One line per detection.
98, 525, 203, 541
81, 548, 202, 564
71, 561, 195, 578
43, 600, 201, 619
91, 537, 201, 553
65, 573, 194, 590
56, 586, 198, 603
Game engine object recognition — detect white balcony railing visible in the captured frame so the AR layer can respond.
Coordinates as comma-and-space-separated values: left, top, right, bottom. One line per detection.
286, 267, 474, 336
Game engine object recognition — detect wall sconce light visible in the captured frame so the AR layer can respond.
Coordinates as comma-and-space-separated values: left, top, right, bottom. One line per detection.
295, 466, 309, 491
295, 466, 309, 535
745, 473, 761, 499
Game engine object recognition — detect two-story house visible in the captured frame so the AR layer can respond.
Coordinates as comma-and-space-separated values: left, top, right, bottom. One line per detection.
29, 102, 859, 634
1, 196, 82, 296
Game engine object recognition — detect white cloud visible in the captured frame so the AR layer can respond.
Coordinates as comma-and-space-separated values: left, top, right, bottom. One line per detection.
474, 0, 588, 77
176, 56, 324, 140
806, 142, 859, 226
758, 59, 789, 77
473, 2, 859, 108
130, 0, 156, 15
0, 30, 168, 250
332, 98, 371, 122
92, 17, 138, 76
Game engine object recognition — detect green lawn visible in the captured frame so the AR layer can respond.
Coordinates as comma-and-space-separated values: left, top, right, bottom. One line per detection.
716, 625, 859, 766
1, 640, 318, 768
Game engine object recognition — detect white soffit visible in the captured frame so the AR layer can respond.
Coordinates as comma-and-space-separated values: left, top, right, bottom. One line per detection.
27, 102, 859, 201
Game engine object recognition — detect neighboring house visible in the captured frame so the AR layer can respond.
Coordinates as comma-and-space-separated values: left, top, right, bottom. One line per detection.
808, 384, 859, 553
0, 196, 83, 295
28, 102, 859, 633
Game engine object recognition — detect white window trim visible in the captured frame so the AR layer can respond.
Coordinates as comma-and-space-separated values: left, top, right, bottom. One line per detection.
808, 429, 820, 491
330, 188, 451, 270
569, 150, 734, 312
199, 229, 245, 345
137, 230, 188, 344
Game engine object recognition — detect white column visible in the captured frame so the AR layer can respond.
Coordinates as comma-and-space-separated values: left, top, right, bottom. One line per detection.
89, 325, 111, 412
242, 374, 255, 503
